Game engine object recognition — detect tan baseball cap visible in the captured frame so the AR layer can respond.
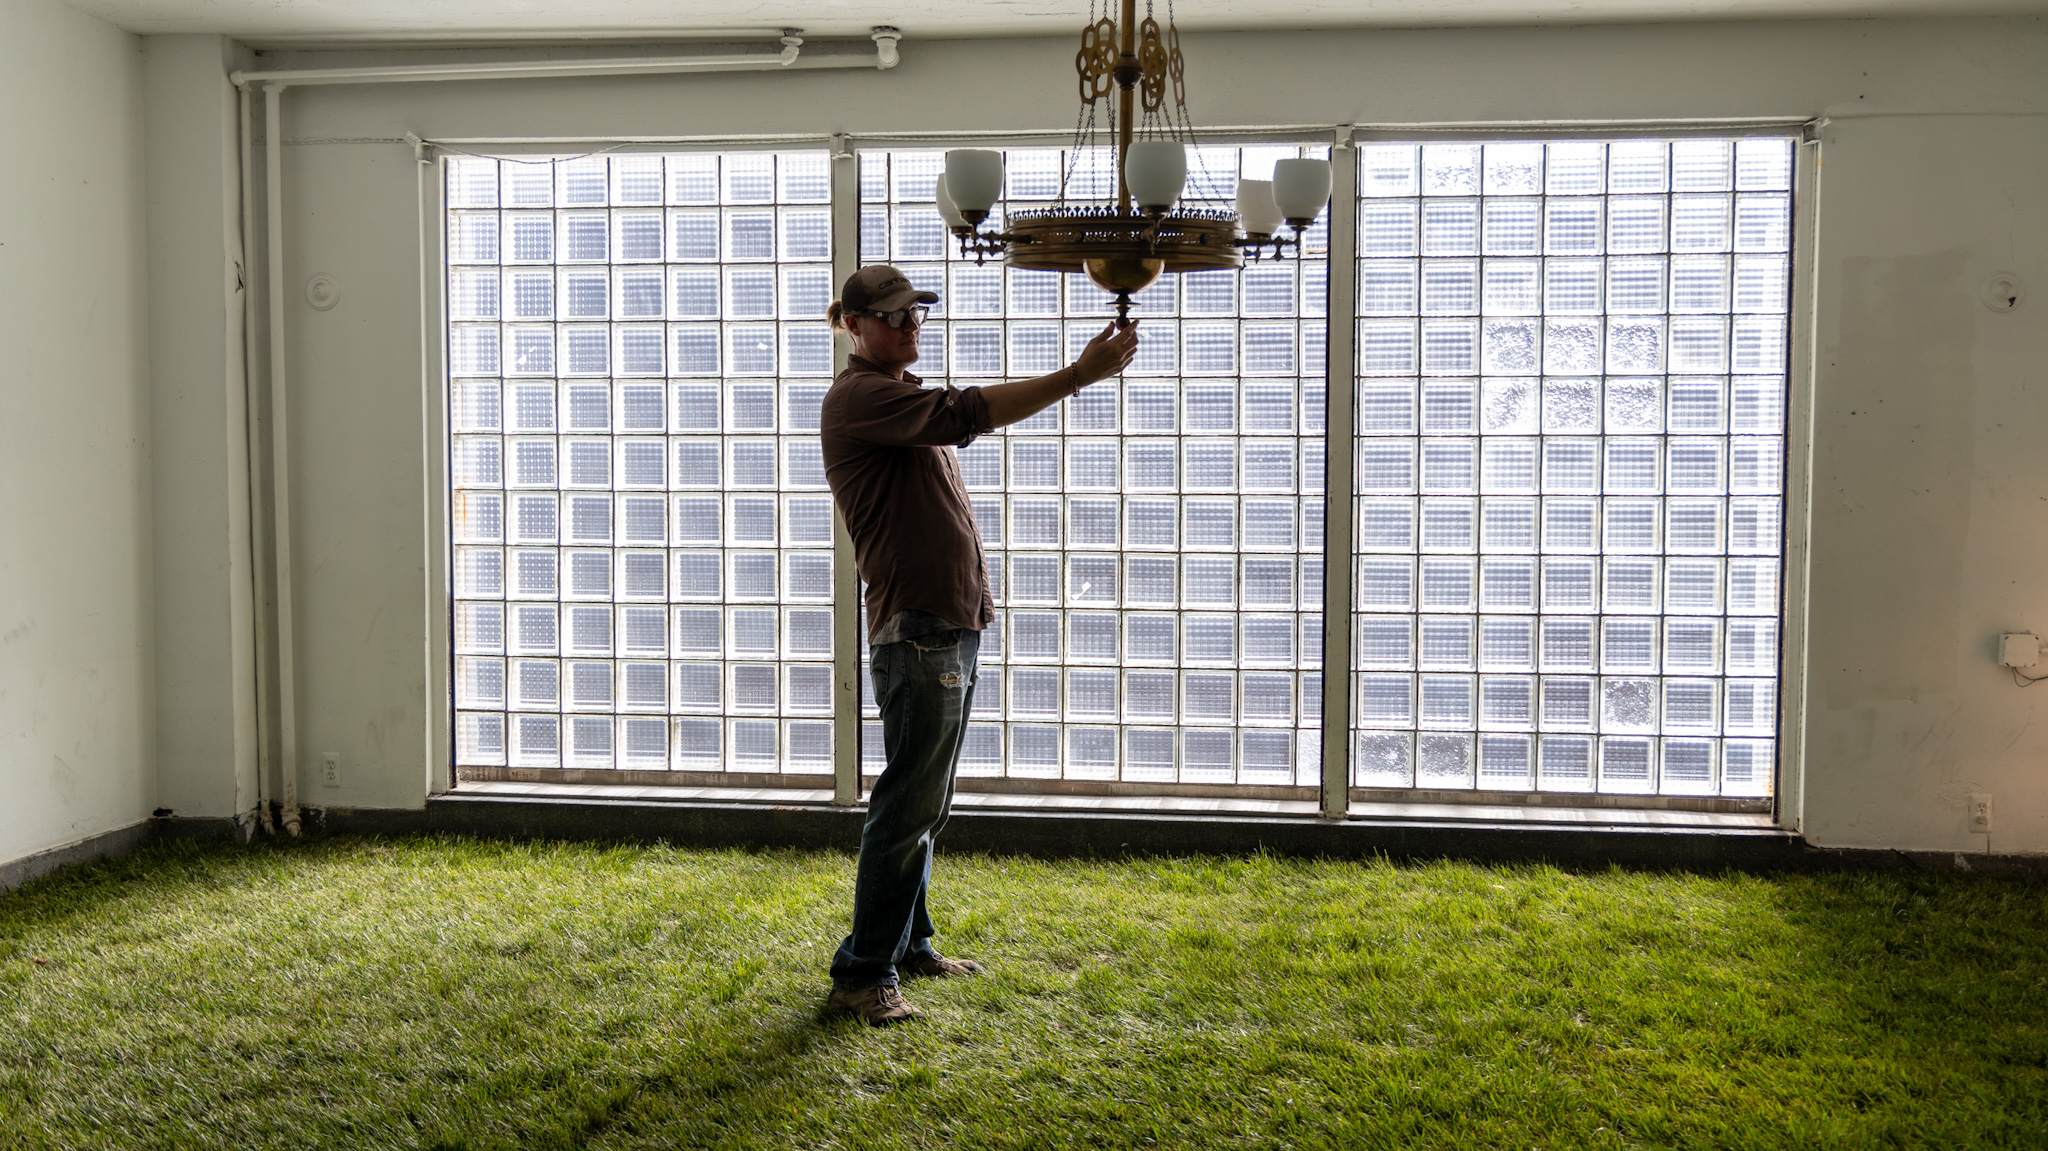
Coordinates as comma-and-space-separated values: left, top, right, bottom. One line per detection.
838, 264, 939, 314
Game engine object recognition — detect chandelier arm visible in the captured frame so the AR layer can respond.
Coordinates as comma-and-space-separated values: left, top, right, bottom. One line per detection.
951, 227, 1033, 264
1232, 221, 1310, 261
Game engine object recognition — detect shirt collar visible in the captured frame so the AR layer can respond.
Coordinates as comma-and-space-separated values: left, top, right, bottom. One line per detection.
847, 353, 921, 386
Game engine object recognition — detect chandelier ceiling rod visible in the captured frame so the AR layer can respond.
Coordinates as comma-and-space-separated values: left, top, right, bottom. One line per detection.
1113, 0, 1139, 213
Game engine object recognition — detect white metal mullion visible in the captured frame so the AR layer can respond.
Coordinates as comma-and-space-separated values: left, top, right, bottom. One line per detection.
1320, 135, 1359, 818
1775, 134, 1822, 831
829, 137, 862, 805
264, 84, 303, 834
1532, 172, 1554, 792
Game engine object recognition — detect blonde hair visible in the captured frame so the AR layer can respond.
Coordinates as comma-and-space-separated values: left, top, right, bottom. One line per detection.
825, 300, 845, 329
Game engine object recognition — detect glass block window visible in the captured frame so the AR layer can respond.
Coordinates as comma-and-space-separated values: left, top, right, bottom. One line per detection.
859, 146, 1330, 786
446, 151, 837, 775
1351, 137, 1791, 798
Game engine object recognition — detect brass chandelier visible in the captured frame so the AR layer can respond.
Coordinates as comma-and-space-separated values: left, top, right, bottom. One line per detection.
933, 0, 1333, 325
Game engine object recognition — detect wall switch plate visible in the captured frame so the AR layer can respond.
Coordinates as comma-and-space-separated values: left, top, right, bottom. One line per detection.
1968, 792, 1993, 833
2000, 633, 2040, 668
321, 752, 341, 789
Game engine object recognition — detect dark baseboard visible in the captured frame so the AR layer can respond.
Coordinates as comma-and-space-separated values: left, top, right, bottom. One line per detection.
0, 820, 155, 893
1817, 847, 2048, 876
5, 814, 249, 894
321, 795, 865, 852
11, 802, 2046, 887
304, 793, 2045, 875
155, 815, 244, 842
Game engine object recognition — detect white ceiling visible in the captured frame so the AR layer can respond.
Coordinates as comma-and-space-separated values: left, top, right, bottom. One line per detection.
58, 0, 2048, 41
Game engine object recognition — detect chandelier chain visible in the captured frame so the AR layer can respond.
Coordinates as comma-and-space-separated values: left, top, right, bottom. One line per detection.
1162, 0, 1226, 200
1063, 0, 1108, 206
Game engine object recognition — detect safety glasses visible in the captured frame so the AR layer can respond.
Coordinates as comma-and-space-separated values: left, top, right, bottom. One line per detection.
854, 304, 929, 329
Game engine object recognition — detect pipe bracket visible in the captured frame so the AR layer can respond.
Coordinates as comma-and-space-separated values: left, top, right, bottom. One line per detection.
871, 26, 903, 69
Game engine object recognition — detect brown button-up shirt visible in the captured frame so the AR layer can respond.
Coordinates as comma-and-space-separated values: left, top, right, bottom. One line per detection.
821, 355, 996, 638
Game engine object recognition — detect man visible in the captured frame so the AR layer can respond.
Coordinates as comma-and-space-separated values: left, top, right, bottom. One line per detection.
820, 265, 1140, 1025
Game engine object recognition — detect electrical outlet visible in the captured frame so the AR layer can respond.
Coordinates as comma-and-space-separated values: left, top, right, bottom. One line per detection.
321, 751, 341, 789
1967, 792, 1993, 834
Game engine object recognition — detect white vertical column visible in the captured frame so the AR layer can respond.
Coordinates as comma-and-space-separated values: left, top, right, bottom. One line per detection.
417, 142, 453, 795
829, 136, 862, 806
1320, 130, 1358, 820
239, 83, 271, 832
264, 83, 302, 833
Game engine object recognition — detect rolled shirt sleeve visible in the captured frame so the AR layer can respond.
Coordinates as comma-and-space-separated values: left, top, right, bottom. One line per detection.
829, 371, 992, 449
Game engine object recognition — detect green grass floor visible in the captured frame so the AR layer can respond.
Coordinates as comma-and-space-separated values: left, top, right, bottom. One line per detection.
1, 837, 2044, 1149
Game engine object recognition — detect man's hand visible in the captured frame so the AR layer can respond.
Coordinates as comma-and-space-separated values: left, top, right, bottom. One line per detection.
980, 319, 1142, 429
1072, 320, 1141, 390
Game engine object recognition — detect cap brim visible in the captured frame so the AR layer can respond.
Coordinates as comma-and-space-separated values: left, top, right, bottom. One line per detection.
867, 286, 941, 312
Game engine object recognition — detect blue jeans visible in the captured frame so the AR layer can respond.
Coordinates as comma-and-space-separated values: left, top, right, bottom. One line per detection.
829, 628, 980, 990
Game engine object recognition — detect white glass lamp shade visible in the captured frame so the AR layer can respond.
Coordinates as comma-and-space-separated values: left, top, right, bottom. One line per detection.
1235, 177, 1284, 236
1124, 140, 1188, 213
943, 149, 1003, 215
933, 173, 967, 229
1273, 157, 1333, 224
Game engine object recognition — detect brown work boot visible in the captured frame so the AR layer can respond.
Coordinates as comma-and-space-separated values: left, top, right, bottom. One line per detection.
901, 953, 983, 978
827, 983, 923, 1026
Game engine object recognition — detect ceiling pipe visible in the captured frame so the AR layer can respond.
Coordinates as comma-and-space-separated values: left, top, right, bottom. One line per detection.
241, 27, 793, 45
229, 27, 903, 88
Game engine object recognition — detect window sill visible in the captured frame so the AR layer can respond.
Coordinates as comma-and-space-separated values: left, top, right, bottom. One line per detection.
445, 779, 1780, 831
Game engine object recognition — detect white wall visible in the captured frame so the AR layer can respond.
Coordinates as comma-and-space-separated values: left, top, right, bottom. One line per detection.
0, 0, 153, 866
1803, 114, 2048, 853
242, 17, 2045, 851
273, 136, 439, 812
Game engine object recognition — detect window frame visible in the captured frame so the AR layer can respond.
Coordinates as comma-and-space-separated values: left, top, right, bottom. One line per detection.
423, 124, 1818, 828
854, 140, 1333, 797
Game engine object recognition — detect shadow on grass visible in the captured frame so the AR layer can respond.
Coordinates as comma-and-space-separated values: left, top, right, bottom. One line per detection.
477, 997, 867, 1150
1726, 870, 2048, 1143
0, 835, 278, 939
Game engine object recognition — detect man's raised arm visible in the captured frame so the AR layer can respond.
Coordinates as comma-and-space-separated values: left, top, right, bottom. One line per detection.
979, 320, 1142, 428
